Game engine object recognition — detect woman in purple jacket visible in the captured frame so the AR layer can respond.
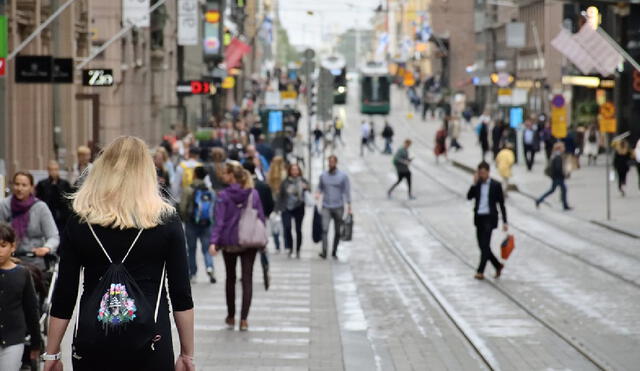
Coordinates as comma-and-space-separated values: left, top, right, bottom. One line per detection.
209, 161, 265, 331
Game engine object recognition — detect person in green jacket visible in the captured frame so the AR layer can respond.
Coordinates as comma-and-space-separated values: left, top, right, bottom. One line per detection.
387, 139, 415, 200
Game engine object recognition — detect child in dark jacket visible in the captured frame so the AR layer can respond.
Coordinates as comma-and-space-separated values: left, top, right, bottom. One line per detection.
0, 223, 41, 371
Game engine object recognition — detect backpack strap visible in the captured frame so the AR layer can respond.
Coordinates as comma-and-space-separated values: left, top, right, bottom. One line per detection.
154, 264, 166, 323
87, 223, 143, 264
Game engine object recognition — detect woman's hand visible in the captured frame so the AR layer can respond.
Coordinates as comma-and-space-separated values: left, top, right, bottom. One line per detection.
43, 360, 63, 371
208, 244, 218, 256
175, 354, 196, 371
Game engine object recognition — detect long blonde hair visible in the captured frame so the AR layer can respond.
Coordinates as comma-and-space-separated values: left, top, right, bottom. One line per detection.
267, 156, 286, 194
72, 136, 175, 229
225, 160, 254, 189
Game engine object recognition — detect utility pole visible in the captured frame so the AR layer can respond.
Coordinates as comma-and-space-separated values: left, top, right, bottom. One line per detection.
303, 48, 315, 185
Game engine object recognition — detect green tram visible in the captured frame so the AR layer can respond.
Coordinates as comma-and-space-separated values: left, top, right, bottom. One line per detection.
360, 61, 390, 115
321, 55, 348, 104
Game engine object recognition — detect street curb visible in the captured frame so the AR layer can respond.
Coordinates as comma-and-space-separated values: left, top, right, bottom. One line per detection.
590, 220, 640, 239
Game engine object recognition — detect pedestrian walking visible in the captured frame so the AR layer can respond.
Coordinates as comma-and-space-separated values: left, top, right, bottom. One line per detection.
278, 163, 309, 258
179, 166, 217, 283
313, 125, 324, 155
153, 148, 173, 200
491, 120, 505, 159
478, 118, 490, 161
583, 124, 600, 166
523, 119, 538, 171
612, 139, 632, 197
495, 143, 515, 196
368, 119, 378, 151
381, 121, 394, 154
172, 147, 203, 201
0, 223, 41, 371
334, 117, 345, 146
434, 120, 448, 163
244, 160, 275, 290
45, 136, 195, 371
316, 155, 352, 259
387, 139, 415, 200
209, 161, 265, 332
360, 120, 372, 156
267, 156, 287, 252
541, 122, 554, 161
536, 142, 572, 210
35, 160, 73, 232
0, 171, 59, 271
467, 162, 507, 280
449, 117, 463, 151
69, 145, 93, 187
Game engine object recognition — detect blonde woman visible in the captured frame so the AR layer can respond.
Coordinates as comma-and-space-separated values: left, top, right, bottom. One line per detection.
267, 156, 287, 251
208, 161, 265, 331
44, 137, 195, 371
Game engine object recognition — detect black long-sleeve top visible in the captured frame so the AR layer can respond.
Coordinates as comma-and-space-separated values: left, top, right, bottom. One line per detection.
0, 265, 41, 348
50, 214, 193, 320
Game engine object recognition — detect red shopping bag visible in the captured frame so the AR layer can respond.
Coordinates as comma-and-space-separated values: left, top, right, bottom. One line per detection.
501, 235, 515, 260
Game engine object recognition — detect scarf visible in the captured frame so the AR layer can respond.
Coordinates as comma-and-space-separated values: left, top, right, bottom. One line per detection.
11, 194, 37, 240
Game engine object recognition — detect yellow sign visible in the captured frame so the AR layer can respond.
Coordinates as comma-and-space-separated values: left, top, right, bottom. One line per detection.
221, 76, 235, 89
498, 88, 512, 96
280, 91, 297, 100
599, 118, 617, 133
403, 71, 415, 87
599, 102, 615, 119
551, 107, 567, 139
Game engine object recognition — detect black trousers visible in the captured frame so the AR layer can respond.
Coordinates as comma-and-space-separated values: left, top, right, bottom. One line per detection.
223, 249, 258, 320
524, 144, 536, 170
475, 216, 501, 274
388, 171, 412, 196
282, 205, 305, 252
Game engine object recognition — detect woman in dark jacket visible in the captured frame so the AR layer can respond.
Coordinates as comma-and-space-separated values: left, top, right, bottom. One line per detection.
44, 136, 195, 371
209, 160, 265, 332
278, 163, 309, 258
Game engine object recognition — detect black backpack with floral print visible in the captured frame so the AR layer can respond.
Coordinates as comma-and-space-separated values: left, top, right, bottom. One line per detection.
72, 224, 165, 361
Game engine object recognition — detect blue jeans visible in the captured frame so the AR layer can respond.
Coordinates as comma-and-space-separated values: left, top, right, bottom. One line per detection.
185, 223, 213, 277
537, 178, 569, 209
384, 138, 392, 154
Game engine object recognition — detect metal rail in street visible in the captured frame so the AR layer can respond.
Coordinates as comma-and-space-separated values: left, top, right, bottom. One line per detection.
355, 151, 611, 371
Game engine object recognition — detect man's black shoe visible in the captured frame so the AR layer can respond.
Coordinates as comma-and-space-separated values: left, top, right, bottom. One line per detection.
319, 253, 327, 259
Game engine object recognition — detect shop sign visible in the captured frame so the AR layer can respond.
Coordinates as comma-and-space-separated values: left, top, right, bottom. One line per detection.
178, 0, 199, 46
15, 55, 53, 83
122, 0, 150, 28
176, 80, 217, 96
551, 107, 567, 138
599, 102, 616, 133
0, 15, 8, 58
52, 58, 73, 83
0, 58, 5, 77
221, 76, 235, 89
82, 69, 113, 86
403, 71, 415, 87
268, 111, 283, 133
491, 72, 513, 88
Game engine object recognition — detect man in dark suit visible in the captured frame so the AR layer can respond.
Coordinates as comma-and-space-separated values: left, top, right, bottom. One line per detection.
467, 161, 508, 280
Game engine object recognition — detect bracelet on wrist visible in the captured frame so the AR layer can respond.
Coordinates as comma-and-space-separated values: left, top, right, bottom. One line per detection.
179, 353, 194, 360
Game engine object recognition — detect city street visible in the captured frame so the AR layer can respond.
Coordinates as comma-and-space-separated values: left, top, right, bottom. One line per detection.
162, 85, 640, 370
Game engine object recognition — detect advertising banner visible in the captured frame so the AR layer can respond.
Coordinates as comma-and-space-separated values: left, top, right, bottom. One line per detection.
123, 0, 150, 28
178, 0, 198, 45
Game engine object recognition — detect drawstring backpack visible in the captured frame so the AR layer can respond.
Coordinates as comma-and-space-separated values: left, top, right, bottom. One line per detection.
72, 224, 165, 360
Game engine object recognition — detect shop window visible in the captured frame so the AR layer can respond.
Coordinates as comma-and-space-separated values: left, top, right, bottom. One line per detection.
150, 0, 168, 50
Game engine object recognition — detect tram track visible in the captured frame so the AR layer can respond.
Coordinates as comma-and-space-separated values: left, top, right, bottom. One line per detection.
350, 153, 612, 370
387, 122, 640, 290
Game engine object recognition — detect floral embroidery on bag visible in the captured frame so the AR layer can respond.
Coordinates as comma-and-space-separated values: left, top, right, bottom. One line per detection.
97, 283, 137, 327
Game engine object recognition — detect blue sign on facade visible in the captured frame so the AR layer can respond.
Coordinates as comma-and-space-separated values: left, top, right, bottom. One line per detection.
268, 111, 283, 133
510, 107, 524, 129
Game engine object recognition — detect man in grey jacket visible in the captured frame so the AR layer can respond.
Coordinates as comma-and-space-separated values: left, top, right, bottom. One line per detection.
387, 139, 415, 200
316, 155, 352, 259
